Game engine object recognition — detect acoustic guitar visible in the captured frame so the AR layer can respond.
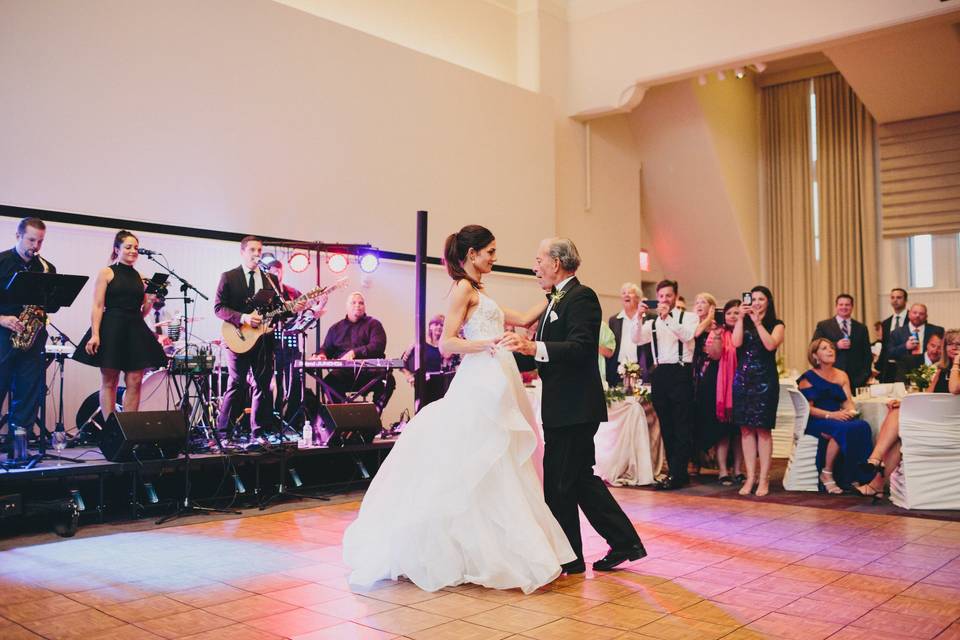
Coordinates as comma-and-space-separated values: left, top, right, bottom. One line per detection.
220, 277, 347, 354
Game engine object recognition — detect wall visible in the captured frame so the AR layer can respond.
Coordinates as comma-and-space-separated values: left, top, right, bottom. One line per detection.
0, 217, 544, 431
273, 0, 520, 86
0, 0, 554, 267
566, 0, 956, 115
878, 234, 960, 330
626, 79, 761, 304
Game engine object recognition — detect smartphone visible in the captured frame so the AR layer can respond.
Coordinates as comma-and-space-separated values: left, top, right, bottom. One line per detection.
741, 292, 753, 305
714, 309, 725, 326
642, 299, 659, 310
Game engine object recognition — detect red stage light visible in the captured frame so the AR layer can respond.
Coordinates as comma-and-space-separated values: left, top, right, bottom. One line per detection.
288, 251, 310, 273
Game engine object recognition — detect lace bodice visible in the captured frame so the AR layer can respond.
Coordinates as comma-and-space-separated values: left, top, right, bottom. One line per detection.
462, 292, 504, 341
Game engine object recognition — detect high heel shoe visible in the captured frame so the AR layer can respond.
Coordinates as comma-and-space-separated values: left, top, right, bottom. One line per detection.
855, 483, 884, 504
738, 477, 756, 496
819, 470, 843, 495
859, 458, 885, 477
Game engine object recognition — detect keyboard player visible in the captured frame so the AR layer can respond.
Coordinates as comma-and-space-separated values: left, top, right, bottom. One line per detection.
313, 291, 395, 412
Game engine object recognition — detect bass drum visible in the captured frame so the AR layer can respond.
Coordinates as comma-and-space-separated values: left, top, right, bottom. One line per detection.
74, 369, 177, 438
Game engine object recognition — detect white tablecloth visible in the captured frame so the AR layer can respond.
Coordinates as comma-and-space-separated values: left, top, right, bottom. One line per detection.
856, 397, 893, 439
594, 397, 660, 486
524, 386, 662, 486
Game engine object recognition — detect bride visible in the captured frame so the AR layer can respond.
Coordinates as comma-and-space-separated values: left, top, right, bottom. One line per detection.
342, 225, 576, 593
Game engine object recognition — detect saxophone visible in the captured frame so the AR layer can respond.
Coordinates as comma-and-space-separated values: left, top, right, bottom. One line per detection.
11, 255, 50, 351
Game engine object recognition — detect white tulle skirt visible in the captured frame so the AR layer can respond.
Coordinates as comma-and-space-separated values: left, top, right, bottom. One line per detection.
342, 349, 575, 594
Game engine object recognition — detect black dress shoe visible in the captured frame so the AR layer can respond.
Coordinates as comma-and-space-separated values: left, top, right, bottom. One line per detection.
592, 544, 647, 571
561, 559, 586, 574
655, 476, 688, 490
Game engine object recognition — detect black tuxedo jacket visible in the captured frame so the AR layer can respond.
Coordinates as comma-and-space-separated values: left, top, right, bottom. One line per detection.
214, 266, 281, 327
520, 278, 608, 429
811, 317, 873, 388
888, 323, 944, 361
878, 314, 900, 382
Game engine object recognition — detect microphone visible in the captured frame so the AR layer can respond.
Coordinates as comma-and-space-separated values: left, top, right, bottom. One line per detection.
138, 248, 160, 256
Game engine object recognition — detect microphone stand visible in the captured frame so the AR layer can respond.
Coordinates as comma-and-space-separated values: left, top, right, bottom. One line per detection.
144, 254, 238, 523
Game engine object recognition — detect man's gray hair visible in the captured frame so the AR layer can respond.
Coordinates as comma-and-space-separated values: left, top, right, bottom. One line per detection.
547, 237, 581, 272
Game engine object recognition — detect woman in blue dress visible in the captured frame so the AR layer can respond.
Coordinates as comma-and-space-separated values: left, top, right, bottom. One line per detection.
797, 338, 873, 493
732, 286, 785, 497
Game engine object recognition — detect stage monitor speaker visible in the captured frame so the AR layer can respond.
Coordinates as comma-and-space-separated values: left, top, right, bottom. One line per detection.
99, 411, 187, 462
317, 403, 382, 446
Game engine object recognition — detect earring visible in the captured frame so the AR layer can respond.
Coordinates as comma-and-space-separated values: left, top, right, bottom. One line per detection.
813, 357, 820, 366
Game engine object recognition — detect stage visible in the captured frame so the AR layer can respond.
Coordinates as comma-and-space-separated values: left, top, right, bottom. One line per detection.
0, 441, 394, 532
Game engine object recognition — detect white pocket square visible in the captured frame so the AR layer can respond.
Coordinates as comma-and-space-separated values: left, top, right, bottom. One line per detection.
549, 310, 559, 322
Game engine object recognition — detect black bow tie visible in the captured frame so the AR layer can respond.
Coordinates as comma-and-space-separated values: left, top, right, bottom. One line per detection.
546, 287, 557, 301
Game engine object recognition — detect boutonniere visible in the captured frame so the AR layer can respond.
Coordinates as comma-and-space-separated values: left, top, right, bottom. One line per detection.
550, 289, 567, 305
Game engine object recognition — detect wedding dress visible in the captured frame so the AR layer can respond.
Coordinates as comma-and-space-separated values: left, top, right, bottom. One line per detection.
342, 292, 575, 593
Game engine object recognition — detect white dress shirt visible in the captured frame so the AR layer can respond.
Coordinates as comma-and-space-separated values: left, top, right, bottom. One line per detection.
632, 307, 697, 365
889, 311, 906, 333
534, 275, 575, 363
242, 265, 266, 294
617, 309, 642, 365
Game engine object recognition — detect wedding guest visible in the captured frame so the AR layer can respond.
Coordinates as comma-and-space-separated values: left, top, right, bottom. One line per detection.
633, 279, 698, 490
927, 329, 959, 394
732, 286, 784, 497
706, 299, 744, 485
888, 303, 944, 363
878, 288, 909, 382
797, 339, 873, 494
692, 293, 724, 472
598, 321, 616, 389
857, 330, 960, 498
894, 332, 942, 383
811, 294, 872, 389
606, 283, 648, 387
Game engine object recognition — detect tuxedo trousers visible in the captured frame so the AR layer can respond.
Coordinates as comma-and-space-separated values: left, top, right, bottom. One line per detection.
650, 363, 695, 482
542, 421, 641, 560
217, 338, 276, 436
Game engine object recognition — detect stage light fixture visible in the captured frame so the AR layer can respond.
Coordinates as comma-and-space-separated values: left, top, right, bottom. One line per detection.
327, 253, 348, 274
359, 252, 380, 273
734, 67, 745, 79
288, 250, 310, 273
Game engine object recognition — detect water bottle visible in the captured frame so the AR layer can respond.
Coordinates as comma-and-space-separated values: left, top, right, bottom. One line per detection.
13, 426, 28, 461
300, 423, 313, 449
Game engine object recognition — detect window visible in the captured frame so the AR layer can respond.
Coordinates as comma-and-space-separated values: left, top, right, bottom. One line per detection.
909, 234, 934, 288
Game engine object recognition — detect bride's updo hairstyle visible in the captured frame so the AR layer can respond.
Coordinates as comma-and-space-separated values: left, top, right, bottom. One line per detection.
443, 225, 494, 291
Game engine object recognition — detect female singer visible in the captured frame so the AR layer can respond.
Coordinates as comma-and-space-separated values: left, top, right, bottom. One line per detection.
74, 231, 168, 420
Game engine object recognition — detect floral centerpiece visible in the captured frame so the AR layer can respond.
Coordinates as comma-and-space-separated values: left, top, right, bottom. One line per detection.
904, 364, 937, 392
606, 362, 650, 406
617, 362, 641, 393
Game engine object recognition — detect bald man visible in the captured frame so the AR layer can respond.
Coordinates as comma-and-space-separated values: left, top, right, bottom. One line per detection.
315, 292, 394, 412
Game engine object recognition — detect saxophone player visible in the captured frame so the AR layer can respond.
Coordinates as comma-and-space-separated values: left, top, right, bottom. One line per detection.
0, 217, 56, 456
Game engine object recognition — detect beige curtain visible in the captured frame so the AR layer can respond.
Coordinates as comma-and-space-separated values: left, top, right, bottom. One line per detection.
763, 80, 814, 372
814, 73, 879, 341
762, 74, 878, 371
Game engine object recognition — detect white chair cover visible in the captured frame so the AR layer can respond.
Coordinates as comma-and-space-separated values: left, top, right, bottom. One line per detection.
782, 387, 819, 492
889, 393, 960, 510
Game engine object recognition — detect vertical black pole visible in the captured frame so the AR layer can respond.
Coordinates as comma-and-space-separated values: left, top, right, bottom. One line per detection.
413, 211, 428, 412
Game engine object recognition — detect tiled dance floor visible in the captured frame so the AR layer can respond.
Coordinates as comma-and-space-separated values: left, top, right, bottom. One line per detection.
1, 488, 959, 639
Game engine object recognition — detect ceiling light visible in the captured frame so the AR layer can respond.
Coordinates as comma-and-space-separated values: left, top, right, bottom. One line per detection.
734, 67, 745, 79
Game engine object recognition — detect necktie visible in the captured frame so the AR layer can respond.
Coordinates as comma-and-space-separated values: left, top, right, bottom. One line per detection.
894, 315, 901, 330
842, 319, 849, 336
247, 270, 256, 296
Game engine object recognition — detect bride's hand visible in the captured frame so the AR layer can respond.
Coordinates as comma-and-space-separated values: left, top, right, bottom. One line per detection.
498, 331, 536, 356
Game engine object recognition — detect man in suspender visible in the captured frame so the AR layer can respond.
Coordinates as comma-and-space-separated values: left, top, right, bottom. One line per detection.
632, 279, 698, 490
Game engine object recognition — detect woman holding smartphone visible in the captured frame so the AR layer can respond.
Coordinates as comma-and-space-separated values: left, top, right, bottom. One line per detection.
732, 286, 785, 496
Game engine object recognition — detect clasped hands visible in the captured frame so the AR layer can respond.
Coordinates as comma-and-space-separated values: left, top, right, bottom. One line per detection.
495, 332, 537, 356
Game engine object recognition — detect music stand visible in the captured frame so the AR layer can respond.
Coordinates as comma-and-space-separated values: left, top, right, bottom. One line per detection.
2, 272, 87, 467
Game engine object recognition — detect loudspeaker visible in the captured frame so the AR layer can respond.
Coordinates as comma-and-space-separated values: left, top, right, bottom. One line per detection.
99, 411, 187, 462
317, 402, 382, 446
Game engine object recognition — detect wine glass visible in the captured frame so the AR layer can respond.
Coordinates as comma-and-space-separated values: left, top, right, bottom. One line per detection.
52, 430, 67, 466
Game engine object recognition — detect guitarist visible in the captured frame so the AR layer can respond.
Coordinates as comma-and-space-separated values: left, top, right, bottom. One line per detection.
214, 236, 306, 444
